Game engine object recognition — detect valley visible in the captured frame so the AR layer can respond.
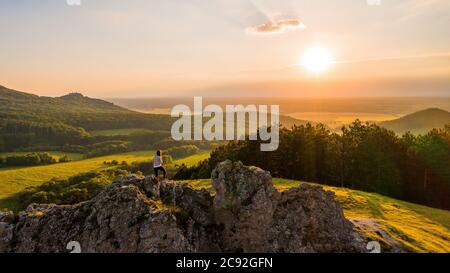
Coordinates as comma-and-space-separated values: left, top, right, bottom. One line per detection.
0, 85, 449, 253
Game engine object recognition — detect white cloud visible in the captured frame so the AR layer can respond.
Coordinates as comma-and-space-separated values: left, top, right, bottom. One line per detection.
246, 18, 306, 35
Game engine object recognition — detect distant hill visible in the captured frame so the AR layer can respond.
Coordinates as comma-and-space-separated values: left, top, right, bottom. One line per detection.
0, 85, 176, 151
0, 85, 311, 132
59, 92, 123, 109
379, 108, 450, 134
279, 114, 316, 129
0, 85, 173, 131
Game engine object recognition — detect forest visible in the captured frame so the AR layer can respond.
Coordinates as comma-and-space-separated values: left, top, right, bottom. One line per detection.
175, 121, 450, 210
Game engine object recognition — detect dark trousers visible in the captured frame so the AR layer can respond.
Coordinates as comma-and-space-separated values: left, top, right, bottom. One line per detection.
153, 166, 166, 179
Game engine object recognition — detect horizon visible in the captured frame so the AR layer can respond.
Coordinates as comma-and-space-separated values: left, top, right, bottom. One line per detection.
1, 0, 450, 98
4, 83, 450, 118
3, 83, 450, 100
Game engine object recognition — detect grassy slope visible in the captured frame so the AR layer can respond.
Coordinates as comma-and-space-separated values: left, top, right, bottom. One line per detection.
0, 151, 210, 210
173, 153, 210, 167
184, 178, 450, 253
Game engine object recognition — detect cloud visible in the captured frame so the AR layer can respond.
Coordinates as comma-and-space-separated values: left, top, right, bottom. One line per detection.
246, 18, 306, 35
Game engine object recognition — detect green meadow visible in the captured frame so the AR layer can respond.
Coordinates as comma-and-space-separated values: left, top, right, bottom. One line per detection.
0, 150, 210, 208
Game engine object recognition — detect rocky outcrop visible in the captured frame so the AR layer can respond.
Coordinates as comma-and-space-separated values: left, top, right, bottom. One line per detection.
0, 161, 365, 253
212, 161, 280, 252
212, 161, 364, 253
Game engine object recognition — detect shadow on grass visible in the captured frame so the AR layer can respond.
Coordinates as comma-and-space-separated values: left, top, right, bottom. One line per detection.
0, 193, 24, 213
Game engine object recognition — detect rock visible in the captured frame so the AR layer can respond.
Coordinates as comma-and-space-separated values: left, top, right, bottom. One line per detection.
0, 161, 366, 253
8, 182, 193, 253
0, 211, 15, 224
0, 211, 15, 252
211, 160, 364, 253
270, 185, 364, 253
212, 160, 280, 252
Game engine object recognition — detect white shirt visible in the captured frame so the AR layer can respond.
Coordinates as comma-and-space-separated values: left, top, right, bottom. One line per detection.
153, 155, 163, 168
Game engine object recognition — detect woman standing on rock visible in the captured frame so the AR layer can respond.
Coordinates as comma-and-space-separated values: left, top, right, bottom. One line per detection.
153, 150, 166, 179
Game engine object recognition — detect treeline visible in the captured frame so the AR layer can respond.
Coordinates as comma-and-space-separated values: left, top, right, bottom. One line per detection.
62, 112, 174, 131
60, 140, 142, 158
0, 119, 90, 149
167, 145, 200, 159
0, 119, 220, 158
0, 152, 69, 167
175, 121, 450, 210
0, 119, 170, 151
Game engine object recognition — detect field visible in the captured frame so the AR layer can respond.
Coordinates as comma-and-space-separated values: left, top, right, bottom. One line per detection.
287, 112, 399, 129
184, 178, 450, 253
0, 150, 210, 211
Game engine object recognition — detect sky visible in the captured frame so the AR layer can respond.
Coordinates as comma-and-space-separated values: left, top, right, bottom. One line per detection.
0, 0, 450, 98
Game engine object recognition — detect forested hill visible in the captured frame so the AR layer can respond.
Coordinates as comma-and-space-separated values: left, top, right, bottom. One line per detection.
0, 85, 312, 152
0, 85, 173, 131
0, 85, 176, 152
380, 108, 450, 134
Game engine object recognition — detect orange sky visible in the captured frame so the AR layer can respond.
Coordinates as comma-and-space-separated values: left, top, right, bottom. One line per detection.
1, 0, 450, 97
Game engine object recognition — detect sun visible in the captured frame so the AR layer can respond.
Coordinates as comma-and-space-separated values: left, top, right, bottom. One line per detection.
301, 47, 333, 73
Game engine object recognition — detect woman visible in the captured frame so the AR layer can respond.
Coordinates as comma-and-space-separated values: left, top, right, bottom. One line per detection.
153, 150, 166, 179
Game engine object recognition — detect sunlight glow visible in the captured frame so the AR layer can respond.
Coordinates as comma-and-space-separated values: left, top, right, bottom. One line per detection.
301, 47, 333, 73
